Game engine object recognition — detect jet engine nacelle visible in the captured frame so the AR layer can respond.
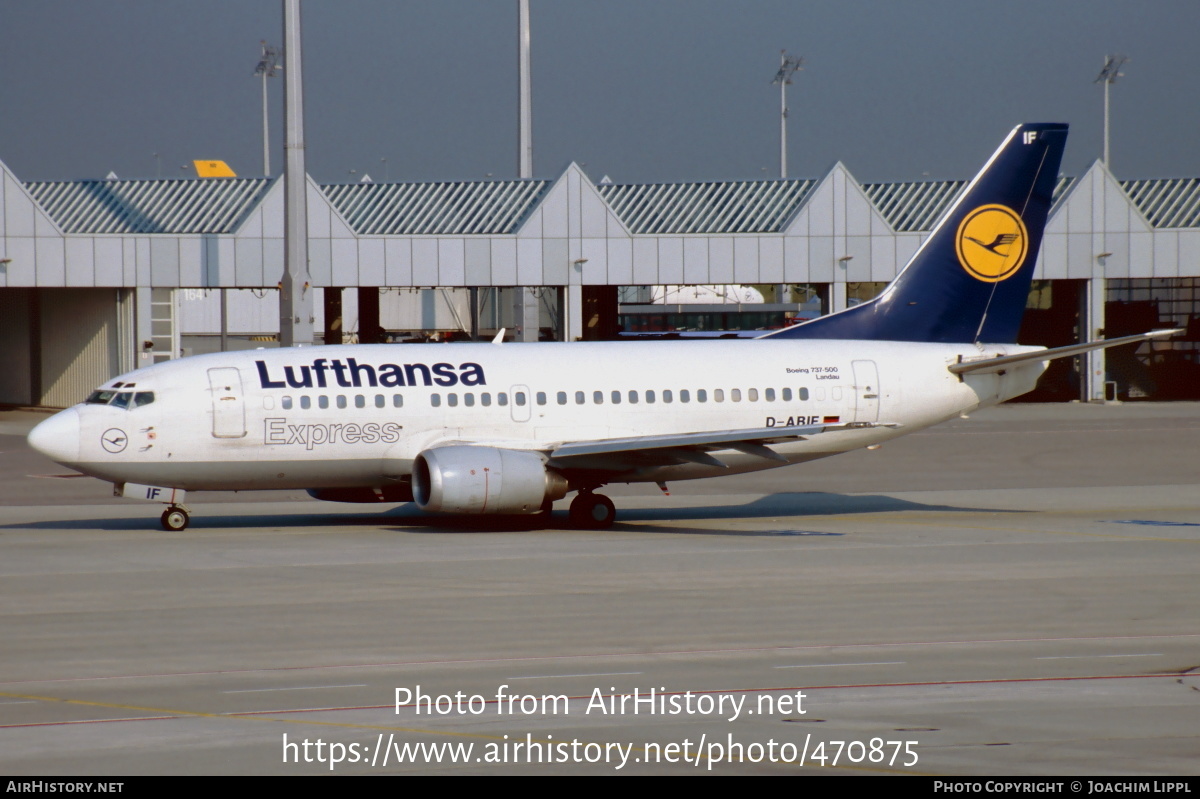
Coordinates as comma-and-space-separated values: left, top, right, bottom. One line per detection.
413, 446, 568, 515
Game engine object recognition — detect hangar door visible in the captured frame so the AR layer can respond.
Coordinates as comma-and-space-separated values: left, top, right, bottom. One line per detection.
29, 288, 132, 409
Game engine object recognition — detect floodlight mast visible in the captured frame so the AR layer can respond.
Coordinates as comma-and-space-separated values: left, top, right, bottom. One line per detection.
255, 40, 282, 176
771, 51, 804, 179
518, 0, 533, 179
1094, 55, 1128, 170
280, 0, 312, 347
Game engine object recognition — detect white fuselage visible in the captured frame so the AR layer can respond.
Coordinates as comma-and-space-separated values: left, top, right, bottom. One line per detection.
33, 339, 1045, 494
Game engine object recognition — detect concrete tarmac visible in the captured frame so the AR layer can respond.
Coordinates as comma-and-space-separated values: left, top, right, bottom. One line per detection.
1, 402, 1198, 775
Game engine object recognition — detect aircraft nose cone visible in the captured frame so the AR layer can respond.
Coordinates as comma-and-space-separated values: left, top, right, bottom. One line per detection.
27, 408, 81, 465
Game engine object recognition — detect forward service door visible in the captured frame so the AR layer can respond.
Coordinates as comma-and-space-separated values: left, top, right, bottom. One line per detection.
207, 367, 247, 438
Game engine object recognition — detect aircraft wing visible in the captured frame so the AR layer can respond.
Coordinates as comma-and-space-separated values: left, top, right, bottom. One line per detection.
545, 421, 900, 471
950, 329, 1181, 376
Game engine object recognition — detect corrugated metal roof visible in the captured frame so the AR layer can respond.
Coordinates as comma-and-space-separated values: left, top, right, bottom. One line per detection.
321, 179, 550, 235
1120, 178, 1200, 228
22, 172, 1198, 239
597, 179, 815, 234
863, 177, 1076, 232
861, 180, 966, 232
1052, 176, 1075, 204
24, 178, 271, 234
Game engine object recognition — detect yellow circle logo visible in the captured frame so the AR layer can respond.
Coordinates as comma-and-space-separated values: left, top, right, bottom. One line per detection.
955, 204, 1029, 282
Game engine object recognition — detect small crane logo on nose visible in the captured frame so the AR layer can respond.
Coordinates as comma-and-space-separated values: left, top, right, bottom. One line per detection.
101, 429, 128, 454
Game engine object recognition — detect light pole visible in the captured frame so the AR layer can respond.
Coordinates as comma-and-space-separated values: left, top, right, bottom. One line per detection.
1094, 55, 1128, 170
254, 40, 281, 176
771, 51, 804, 179
518, 0, 533, 179
280, 0, 313, 347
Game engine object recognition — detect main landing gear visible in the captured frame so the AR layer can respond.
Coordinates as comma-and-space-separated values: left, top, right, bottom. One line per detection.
569, 491, 616, 529
160, 505, 190, 531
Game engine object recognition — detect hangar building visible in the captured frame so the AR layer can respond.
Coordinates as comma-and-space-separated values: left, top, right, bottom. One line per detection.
2, 155, 1197, 407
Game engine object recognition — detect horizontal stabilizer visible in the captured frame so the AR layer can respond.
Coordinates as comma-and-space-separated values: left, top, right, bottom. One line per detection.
949, 329, 1182, 376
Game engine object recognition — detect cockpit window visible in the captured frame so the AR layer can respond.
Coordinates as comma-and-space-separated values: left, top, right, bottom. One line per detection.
84, 389, 154, 408
85, 390, 117, 405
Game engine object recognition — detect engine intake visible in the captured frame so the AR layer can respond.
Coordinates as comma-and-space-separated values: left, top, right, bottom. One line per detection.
413, 446, 568, 515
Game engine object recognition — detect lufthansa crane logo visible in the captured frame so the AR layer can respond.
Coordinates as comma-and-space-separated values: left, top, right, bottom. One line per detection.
101, 428, 128, 454
955, 204, 1029, 283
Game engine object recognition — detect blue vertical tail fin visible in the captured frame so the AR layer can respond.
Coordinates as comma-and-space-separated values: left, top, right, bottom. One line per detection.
767, 123, 1068, 344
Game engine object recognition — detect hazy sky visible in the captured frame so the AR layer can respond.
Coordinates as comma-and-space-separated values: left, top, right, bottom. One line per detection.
1, 1, 1196, 185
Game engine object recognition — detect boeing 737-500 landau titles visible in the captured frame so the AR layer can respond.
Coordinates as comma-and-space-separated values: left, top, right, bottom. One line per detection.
27, 124, 1179, 531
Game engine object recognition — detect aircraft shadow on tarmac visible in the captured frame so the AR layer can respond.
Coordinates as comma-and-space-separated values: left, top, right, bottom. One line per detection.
392, 492, 1025, 536
6, 492, 1023, 536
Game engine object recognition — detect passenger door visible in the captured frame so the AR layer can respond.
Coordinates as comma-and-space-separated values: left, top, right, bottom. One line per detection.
207, 367, 247, 438
851, 360, 880, 423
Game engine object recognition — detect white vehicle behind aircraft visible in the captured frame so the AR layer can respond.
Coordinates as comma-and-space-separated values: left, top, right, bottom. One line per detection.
27, 124, 1178, 531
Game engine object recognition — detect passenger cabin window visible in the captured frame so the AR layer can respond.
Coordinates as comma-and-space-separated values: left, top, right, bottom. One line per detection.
319, 396, 329, 409
355, 395, 366, 409
557, 391, 567, 405
465, 394, 475, 407
575, 391, 585, 405
393, 394, 404, 408
764, 388, 774, 402
431, 394, 441, 407
799, 387, 810, 401
713, 389, 724, 403
663, 390, 673, 403
646, 390, 655, 404
611, 391, 621, 405
593, 391, 603, 405
514, 392, 526, 406
300, 396, 311, 409
679, 390, 690, 403
448, 393, 458, 407
481, 393, 492, 407
782, 388, 793, 401
375, 395, 385, 408
336, 395, 347, 409
628, 390, 638, 404
697, 389, 707, 402
282, 396, 293, 410
498, 393, 508, 406
536, 392, 547, 406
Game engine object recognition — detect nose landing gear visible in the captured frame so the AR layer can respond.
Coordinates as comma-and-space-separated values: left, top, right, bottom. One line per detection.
160, 506, 190, 531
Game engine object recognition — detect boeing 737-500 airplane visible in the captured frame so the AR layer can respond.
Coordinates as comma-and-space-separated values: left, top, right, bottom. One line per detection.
27, 123, 1178, 531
